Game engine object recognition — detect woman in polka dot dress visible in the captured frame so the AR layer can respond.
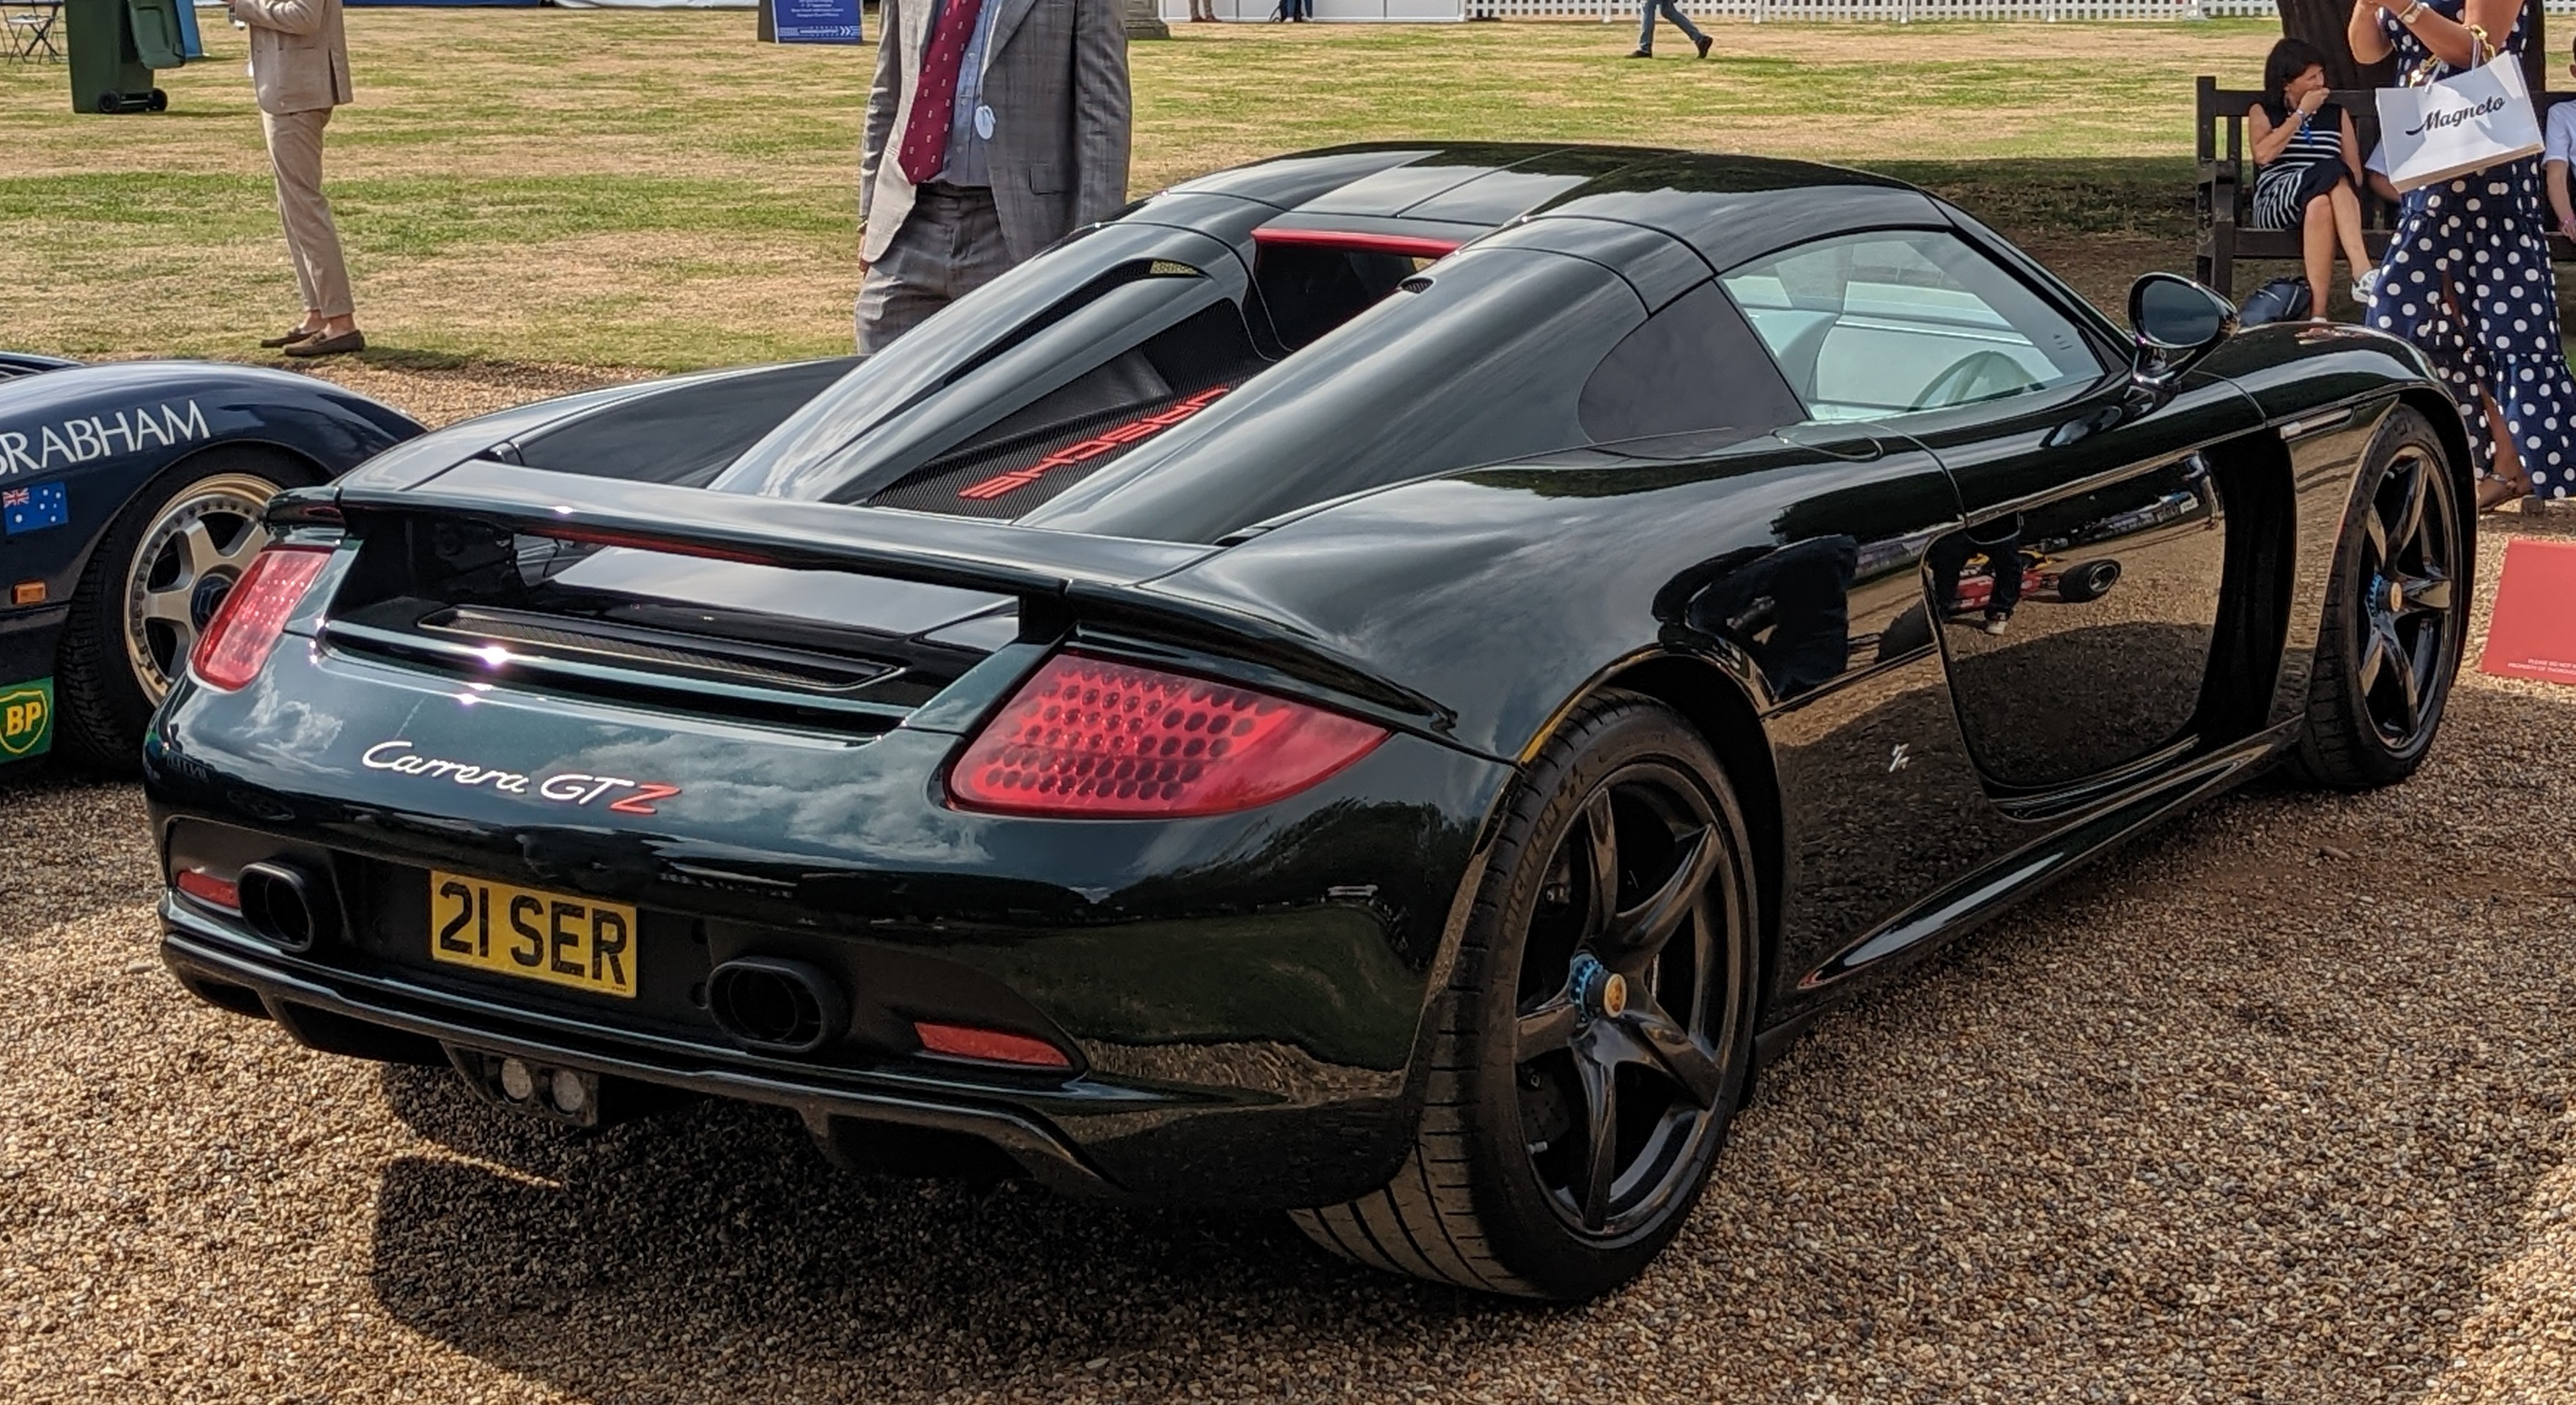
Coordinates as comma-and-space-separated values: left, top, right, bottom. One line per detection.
2350, 0, 2569, 506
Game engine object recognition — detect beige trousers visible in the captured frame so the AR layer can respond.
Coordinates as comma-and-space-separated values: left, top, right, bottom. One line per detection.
262, 107, 353, 319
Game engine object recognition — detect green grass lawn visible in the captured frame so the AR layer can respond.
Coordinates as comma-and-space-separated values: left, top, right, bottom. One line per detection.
0, 12, 2281, 370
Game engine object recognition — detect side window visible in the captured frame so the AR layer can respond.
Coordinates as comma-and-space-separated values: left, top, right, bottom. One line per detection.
1719, 231, 2103, 423
1577, 282, 1807, 444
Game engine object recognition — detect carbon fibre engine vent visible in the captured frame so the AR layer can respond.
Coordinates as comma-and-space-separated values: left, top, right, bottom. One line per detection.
423, 607, 893, 694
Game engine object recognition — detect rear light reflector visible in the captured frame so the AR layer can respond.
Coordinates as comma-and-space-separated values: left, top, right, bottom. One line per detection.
914, 1021, 1072, 1069
190, 546, 333, 692
174, 868, 240, 913
946, 653, 1387, 818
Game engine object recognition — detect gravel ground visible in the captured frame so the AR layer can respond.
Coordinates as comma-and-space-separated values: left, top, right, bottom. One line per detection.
1, 385, 2572, 1400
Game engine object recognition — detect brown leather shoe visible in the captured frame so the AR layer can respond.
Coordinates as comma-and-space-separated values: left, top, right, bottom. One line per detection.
259, 326, 322, 349
283, 330, 365, 358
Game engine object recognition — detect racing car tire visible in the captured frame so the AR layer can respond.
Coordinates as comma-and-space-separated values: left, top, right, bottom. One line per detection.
2054, 558, 2120, 604
1290, 690, 1758, 1300
2287, 405, 2465, 790
53, 450, 317, 773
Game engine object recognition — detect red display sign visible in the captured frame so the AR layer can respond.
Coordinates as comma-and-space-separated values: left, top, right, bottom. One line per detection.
2479, 538, 2576, 686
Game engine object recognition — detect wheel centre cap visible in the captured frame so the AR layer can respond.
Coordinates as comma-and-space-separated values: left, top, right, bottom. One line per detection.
190, 571, 237, 631
1572, 954, 1627, 1021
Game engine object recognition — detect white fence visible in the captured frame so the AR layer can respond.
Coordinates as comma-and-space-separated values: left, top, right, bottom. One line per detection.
1164, 0, 2576, 18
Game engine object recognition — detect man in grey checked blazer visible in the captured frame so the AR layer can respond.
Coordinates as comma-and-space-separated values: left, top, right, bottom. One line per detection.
856, 0, 1132, 353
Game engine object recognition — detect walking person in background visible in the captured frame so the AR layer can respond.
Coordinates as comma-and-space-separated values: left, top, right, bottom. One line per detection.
1188, 0, 1215, 22
2351, 0, 2572, 506
2245, 38, 2376, 321
1628, 0, 1711, 59
856, 0, 1132, 353
227, 0, 363, 357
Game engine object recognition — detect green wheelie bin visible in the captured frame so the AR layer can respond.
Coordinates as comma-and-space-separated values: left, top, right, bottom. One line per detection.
64, 0, 201, 114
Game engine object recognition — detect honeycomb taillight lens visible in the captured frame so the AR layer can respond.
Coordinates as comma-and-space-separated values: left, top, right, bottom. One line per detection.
189, 546, 332, 692
946, 653, 1387, 818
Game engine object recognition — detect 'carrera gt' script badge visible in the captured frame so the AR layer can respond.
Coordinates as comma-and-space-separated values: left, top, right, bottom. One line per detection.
360, 740, 681, 815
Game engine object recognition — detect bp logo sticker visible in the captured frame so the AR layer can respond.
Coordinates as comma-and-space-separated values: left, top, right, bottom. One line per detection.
0, 679, 53, 760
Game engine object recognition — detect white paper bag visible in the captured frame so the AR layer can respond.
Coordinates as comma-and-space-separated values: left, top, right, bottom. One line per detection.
2377, 55, 2546, 194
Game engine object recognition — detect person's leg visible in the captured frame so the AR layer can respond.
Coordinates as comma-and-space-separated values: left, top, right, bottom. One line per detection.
261, 109, 322, 336
854, 196, 957, 355
1666, 0, 1706, 48
2327, 179, 2372, 278
1635, 0, 1655, 53
2301, 193, 2335, 318
949, 188, 1016, 306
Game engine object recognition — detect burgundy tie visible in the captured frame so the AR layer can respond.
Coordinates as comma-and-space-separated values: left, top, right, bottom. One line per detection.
897, 0, 988, 186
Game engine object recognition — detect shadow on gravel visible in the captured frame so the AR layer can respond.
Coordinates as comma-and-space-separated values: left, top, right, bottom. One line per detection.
365, 1091, 1530, 1401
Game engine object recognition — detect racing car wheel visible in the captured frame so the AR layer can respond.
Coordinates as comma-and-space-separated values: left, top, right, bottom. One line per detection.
2054, 557, 2121, 604
53, 449, 318, 772
1292, 690, 1758, 1300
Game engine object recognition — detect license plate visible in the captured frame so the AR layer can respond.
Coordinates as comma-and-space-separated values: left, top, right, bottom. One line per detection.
429, 870, 638, 999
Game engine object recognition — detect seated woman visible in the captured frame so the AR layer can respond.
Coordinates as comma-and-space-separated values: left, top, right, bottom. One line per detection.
2247, 38, 2378, 319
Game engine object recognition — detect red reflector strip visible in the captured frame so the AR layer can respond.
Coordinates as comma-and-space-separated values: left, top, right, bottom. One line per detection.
914, 1021, 1072, 1069
174, 869, 240, 912
958, 386, 1232, 502
189, 546, 333, 692
1252, 227, 1463, 261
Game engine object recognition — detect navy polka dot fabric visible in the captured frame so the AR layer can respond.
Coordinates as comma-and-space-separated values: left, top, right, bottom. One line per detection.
2371, 0, 2573, 497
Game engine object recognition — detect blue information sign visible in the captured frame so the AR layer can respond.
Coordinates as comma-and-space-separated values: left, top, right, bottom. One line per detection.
777, 0, 863, 44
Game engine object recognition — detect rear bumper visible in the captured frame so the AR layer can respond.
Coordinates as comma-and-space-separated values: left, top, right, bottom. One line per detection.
160, 911, 1124, 1198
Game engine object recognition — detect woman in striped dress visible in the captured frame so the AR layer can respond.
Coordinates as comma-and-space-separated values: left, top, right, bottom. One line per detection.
2247, 38, 2379, 320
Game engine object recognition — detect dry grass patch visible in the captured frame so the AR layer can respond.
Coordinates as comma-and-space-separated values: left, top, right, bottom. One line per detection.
0, 12, 2278, 368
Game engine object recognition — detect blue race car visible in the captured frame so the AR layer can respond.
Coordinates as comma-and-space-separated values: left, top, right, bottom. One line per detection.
0, 354, 423, 769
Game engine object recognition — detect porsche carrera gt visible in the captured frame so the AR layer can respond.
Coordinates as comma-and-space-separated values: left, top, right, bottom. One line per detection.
142, 145, 2471, 1300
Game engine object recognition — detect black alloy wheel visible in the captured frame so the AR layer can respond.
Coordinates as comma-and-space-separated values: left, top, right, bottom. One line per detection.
1292, 692, 1757, 1300
2292, 405, 2467, 790
1513, 762, 1733, 1237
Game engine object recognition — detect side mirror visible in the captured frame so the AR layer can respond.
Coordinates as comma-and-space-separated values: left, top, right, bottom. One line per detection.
2127, 273, 2237, 387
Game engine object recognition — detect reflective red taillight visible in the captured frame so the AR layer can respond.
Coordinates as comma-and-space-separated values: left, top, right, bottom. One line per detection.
946, 653, 1387, 818
174, 867, 240, 912
914, 1020, 1073, 1069
189, 546, 332, 692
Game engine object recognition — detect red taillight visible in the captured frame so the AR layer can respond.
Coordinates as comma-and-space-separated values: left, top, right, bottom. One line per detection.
189, 546, 332, 692
174, 868, 240, 912
914, 1020, 1072, 1069
946, 653, 1387, 818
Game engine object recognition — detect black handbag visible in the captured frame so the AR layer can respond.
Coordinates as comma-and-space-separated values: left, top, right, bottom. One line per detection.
2236, 276, 2313, 328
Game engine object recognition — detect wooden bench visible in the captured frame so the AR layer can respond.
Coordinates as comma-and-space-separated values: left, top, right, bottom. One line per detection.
2194, 75, 2576, 296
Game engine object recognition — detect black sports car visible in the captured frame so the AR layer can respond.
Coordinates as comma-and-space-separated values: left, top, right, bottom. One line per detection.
144, 145, 2471, 1300
0, 353, 422, 769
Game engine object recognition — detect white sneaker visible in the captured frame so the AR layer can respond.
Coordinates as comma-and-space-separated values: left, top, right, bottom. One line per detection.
2353, 269, 2382, 306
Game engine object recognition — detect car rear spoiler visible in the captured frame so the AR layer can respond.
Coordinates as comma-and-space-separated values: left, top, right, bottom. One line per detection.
295, 458, 1457, 734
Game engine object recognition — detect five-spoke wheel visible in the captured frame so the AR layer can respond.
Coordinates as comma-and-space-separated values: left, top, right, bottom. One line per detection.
2293, 405, 2467, 790
1292, 692, 1755, 1300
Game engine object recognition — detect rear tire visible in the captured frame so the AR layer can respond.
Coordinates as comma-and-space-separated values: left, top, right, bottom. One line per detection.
53, 451, 313, 772
2287, 406, 2465, 790
1290, 691, 1758, 1300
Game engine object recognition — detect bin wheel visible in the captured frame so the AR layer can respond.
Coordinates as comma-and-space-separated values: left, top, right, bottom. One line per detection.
96, 90, 121, 114
147, 89, 169, 112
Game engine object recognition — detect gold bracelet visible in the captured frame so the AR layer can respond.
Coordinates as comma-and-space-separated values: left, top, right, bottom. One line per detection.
2398, 0, 2428, 22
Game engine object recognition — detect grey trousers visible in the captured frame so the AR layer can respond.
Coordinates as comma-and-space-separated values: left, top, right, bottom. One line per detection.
854, 185, 1016, 355
262, 107, 353, 319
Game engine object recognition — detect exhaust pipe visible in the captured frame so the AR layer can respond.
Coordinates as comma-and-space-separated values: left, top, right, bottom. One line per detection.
236, 862, 341, 952
706, 957, 848, 1055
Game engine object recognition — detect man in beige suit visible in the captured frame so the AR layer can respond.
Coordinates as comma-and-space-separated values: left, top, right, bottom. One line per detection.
227, 0, 363, 357
856, 0, 1130, 353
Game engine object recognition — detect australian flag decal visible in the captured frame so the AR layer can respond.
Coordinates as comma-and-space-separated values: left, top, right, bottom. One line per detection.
2, 481, 67, 535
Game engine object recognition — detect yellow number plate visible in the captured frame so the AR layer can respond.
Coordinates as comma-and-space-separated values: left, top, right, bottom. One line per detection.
429, 870, 639, 999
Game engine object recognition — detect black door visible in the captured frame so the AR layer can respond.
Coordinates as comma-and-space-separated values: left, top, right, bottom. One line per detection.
1719, 228, 2259, 796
